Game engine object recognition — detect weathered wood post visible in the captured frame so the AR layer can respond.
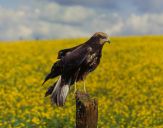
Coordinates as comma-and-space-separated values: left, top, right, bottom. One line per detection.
76, 91, 98, 128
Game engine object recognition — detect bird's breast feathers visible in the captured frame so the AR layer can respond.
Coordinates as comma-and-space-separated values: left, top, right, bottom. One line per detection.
86, 53, 96, 63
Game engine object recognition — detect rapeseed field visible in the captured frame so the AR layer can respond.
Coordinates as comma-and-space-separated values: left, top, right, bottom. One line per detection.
0, 36, 163, 128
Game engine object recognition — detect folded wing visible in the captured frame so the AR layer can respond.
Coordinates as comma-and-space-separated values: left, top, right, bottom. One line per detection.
57, 44, 83, 59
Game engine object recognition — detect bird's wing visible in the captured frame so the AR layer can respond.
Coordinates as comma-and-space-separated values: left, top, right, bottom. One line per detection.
42, 60, 62, 85
62, 46, 92, 73
57, 44, 83, 59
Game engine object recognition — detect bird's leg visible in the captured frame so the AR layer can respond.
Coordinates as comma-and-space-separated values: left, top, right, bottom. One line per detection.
74, 68, 80, 94
74, 81, 77, 93
83, 80, 86, 92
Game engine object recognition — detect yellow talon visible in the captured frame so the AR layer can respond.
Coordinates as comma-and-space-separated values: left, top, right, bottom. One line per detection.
83, 80, 86, 92
74, 81, 77, 93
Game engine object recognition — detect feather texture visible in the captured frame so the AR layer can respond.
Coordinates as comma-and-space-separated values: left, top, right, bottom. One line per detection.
43, 32, 110, 106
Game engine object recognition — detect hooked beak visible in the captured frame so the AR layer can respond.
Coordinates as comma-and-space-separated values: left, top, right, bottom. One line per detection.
107, 40, 111, 44
106, 37, 111, 44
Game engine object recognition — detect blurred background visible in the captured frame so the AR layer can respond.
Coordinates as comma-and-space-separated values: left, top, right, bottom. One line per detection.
0, 0, 163, 40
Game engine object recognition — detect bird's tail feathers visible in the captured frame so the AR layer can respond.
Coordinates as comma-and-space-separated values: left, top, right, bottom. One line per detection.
51, 76, 70, 106
45, 82, 56, 97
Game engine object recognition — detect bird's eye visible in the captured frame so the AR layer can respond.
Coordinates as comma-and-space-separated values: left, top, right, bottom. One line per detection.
98, 35, 104, 38
101, 36, 106, 39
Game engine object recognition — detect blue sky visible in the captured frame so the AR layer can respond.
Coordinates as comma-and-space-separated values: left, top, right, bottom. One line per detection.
0, 0, 163, 40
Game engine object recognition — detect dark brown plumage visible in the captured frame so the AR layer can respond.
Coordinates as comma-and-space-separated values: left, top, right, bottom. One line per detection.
42, 32, 110, 106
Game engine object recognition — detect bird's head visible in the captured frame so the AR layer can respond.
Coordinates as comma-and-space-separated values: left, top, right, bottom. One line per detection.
92, 32, 111, 45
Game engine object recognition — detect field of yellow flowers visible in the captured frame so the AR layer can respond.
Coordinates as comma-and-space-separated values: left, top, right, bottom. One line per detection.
0, 36, 163, 128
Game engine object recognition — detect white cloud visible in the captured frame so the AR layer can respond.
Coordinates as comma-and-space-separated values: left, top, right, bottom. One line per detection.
0, 1, 163, 40
124, 13, 163, 35
0, 2, 97, 40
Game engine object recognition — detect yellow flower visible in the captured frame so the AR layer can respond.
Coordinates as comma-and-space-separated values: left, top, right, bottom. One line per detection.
32, 117, 40, 125
0, 36, 163, 127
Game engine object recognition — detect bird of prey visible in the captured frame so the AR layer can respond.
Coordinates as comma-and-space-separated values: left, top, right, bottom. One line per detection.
42, 32, 111, 106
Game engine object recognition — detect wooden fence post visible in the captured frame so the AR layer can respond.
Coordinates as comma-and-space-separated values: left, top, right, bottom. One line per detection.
76, 91, 98, 128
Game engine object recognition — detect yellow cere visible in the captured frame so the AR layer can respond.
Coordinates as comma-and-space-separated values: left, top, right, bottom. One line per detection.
0, 36, 163, 128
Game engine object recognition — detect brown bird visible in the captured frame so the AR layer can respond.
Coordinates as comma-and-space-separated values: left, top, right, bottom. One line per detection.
42, 32, 111, 106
